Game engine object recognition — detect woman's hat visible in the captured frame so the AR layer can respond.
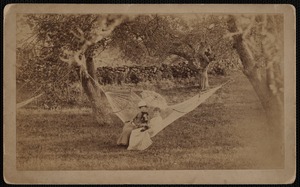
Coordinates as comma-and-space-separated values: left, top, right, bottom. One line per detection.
138, 100, 147, 107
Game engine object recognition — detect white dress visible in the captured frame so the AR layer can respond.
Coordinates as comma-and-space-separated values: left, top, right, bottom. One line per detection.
127, 128, 153, 150
127, 116, 163, 151
148, 116, 163, 137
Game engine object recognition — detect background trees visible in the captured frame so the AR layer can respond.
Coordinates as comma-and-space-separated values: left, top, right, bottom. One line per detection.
110, 14, 239, 89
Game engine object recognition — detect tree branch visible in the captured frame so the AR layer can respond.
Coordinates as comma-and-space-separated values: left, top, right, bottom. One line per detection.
70, 28, 85, 43
186, 42, 196, 55
168, 50, 193, 62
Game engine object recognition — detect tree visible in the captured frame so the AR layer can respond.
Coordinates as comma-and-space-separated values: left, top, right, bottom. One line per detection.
169, 15, 242, 89
18, 14, 131, 124
226, 15, 284, 162
111, 14, 235, 90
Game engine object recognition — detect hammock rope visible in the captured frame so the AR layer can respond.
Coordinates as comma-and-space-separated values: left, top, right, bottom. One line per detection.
17, 93, 44, 109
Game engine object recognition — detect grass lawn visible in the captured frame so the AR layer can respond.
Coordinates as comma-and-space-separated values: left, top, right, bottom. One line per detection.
16, 71, 281, 170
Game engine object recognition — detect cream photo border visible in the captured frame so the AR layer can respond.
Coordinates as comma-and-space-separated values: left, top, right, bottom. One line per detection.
3, 4, 296, 184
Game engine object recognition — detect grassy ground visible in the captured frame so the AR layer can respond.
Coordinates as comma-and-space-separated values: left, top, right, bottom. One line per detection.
16, 71, 281, 170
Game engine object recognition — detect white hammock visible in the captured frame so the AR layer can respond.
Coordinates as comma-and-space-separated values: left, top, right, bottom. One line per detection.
105, 85, 222, 137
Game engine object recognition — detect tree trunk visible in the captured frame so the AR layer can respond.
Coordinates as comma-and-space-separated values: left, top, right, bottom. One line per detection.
198, 68, 209, 90
228, 16, 284, 122
247, 70, 284, 167
187, 59, 210, 90
227, 16, 284, 165
81, 46, 113, 124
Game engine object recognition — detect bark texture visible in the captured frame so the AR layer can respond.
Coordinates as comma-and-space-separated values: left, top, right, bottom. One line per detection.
81, 46, 113, 124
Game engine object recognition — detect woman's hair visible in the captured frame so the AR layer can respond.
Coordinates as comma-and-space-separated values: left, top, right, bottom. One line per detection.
153, 107, 161, 112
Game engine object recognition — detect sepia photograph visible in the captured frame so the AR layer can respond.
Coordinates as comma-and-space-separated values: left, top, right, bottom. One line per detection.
4, 4, 296, 184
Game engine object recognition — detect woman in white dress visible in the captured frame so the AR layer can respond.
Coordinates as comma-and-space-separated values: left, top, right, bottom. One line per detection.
127, 107, 163, 150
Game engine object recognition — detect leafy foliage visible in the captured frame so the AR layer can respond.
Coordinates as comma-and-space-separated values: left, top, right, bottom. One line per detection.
111, 14, 239, 74
110, 15, 185, 64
